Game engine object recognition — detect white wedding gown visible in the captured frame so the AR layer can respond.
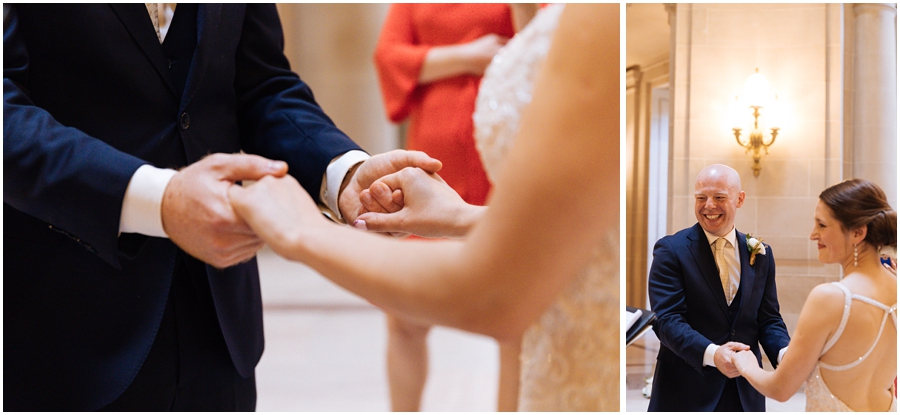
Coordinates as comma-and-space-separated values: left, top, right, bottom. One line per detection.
473, 5, 620, 411
804, 282, 897, 412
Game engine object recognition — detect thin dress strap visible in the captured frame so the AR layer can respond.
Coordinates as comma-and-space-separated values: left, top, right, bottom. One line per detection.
820, 282, 852, 356
819, 282, 898, 371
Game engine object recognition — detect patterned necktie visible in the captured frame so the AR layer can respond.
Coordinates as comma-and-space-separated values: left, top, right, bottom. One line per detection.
146, 3, 176, 43
715, 237, 732, 304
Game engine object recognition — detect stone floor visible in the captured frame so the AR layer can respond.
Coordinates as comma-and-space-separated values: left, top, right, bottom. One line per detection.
254, 247, 500, 411
624, 389, 806, 412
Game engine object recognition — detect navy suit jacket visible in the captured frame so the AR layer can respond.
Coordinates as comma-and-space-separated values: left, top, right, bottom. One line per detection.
3, 4, 361, 410
647, 224, 790, 411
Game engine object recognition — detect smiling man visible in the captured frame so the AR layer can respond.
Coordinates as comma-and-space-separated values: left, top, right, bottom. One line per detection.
646, 164, 790, 412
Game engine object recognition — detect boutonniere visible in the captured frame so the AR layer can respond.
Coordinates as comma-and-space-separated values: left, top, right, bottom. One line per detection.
747, 234, 766, 266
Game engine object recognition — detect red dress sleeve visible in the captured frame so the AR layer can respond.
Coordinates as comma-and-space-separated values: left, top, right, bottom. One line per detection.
373, 4, 429, 123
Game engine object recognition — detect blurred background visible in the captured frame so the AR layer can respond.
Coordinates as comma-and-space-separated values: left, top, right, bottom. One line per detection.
277, 4, 401, 155
252, 5, 500, 410
254, 248, 498, 411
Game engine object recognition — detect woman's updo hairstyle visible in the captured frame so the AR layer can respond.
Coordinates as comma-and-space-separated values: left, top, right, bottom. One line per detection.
819, 178, 896, 251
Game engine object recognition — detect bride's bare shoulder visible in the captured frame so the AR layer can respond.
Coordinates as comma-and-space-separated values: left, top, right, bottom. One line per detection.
800, 282, 847, 325
808, 281, 846, 300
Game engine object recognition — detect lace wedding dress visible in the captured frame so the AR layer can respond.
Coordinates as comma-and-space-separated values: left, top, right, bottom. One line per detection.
473, 4, 619, 411
804, 282, 897, 412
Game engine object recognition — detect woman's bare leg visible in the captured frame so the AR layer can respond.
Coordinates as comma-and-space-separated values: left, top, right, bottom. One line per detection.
386, 314, 431, 411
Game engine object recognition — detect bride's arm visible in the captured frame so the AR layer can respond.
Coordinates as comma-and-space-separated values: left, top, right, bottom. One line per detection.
229, 3, 618, 341
733, 284, 844, 401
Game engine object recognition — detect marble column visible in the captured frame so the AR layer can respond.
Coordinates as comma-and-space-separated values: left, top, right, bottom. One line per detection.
852, 4, 897, 206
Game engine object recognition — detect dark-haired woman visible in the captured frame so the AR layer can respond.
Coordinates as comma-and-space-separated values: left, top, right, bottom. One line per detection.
733, 178, 896, 411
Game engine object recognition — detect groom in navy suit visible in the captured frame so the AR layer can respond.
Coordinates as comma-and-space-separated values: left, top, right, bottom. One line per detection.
647, 164, 790, 411
4, 4, 438, 411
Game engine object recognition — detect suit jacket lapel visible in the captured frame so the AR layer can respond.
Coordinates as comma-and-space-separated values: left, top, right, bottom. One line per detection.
108, 4, 178, 97
735, 230, 756, 317
687, 224, 730, 316
181, 4, 221, 107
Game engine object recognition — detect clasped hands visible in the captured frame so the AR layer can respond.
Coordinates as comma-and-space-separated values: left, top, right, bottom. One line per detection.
352, 166, 476, 238
160, 151, 441, 269
715, 341, 759, 378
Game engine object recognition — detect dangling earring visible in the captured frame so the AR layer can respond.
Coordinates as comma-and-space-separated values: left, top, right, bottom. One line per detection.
853, 243, 858, 268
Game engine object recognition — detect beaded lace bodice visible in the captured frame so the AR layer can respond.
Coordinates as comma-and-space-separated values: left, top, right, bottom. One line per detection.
473, 5, 560, 183
473, 4, 619, 410
804, 282, 897, 412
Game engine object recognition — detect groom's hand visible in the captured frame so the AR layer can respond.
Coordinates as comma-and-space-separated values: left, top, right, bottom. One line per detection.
337, 150, 441, 225
161, 153, 288, 269
714, 341, 750, 378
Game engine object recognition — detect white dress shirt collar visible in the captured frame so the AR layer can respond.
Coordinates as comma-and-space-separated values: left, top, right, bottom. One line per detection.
703, 226, 737, 249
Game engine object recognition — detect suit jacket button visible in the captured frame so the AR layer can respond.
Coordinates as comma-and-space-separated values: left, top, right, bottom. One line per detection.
180, 112, 190, 130
731, 329, 736, 336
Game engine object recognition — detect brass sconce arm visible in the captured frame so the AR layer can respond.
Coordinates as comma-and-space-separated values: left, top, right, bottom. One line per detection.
733, 106, 779, 177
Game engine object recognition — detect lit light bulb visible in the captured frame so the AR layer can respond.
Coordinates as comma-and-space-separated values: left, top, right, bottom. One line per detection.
743, 69, 770, 108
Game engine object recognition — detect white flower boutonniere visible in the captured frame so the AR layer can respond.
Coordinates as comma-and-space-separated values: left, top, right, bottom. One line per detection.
747, 234, 766, 266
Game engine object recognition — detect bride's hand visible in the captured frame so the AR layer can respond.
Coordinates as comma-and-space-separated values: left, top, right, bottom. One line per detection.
228, 175, 329, 260
731, 350, 759, 374
355, 167, 482, 238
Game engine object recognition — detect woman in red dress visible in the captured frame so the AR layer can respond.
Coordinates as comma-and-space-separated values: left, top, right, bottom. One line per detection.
373, 4, 535, 411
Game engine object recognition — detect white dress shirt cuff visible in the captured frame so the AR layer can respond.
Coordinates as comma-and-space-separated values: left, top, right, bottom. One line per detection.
119, 164, 177, 237
322, 150, 369, 220
704, 344, 720, 367
777, 346, 788, 364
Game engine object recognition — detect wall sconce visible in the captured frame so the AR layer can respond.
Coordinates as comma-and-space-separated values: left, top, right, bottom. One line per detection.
731, 69, 780, 177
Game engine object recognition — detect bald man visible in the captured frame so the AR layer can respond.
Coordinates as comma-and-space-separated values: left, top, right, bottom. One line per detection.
647, 164, 790, 411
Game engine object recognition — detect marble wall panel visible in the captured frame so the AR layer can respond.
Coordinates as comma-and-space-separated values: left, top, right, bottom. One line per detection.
757, 5, 826, 48
732, 197, 758, 236
756, 196, 819, 237
776, 274, 829, 315
669, 195, 695, 232
687, 120, 747, 156
807, 259, 844, 279
809, 158, 831, 195
782, 313, 800, 335
750, 159, 812, 198
764, 236, 814, 261
690, 8, 754, 47
758, 48, 826, 91
770, 119, 828, 162
688, 46, 759, 87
